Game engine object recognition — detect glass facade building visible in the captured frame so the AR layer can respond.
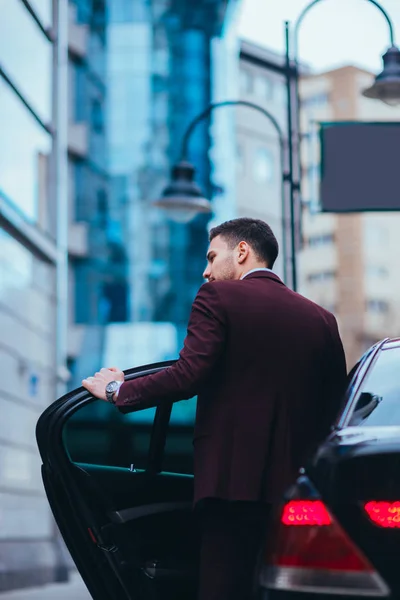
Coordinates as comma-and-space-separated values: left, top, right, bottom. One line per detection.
68, 0, 110, 328
67, 0, 128, 387
108, 0, 239, 344
0, 0, 60, 591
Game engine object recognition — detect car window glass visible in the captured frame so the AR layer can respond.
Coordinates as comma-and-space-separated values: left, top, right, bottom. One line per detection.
348, 347, 400, 427
63, 401, 156, 470
163, 397, 196, 474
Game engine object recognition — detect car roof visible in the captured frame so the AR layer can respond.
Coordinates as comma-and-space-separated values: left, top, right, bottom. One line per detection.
381, 338, 400, 350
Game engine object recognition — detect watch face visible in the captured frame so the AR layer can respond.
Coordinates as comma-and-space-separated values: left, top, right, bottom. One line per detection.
106, 381, 119, 393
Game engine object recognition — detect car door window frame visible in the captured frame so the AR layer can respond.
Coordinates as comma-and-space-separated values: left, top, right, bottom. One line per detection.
336, 339, 389, 429
38, 361, 178, 475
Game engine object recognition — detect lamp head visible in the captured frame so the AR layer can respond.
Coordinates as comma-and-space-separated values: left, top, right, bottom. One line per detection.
153, 161, 212, 224
363, 45, 400, 106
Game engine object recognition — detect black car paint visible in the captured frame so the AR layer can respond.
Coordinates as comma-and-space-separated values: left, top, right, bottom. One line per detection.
36, 341, 400, 599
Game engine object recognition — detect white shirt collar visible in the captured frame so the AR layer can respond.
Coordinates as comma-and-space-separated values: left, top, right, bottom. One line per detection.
240, 268, 274, 280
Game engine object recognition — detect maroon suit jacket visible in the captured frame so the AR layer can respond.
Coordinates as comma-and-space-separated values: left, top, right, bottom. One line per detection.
116, 271, 347, 505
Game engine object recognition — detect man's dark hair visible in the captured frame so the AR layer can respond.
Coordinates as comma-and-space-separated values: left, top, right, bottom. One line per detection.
209, 217, 279, 268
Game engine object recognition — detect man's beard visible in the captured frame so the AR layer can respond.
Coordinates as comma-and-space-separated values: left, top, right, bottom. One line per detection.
217, 258, 236, 281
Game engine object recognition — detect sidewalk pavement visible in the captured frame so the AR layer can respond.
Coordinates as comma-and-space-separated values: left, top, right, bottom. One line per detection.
0, 572, 91, 600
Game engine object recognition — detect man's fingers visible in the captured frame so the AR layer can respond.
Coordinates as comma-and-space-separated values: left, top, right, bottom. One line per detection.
109, 366, 119, 372
82, 380, 92, 391
82, 379, 98, 392
81, 376, 107, 401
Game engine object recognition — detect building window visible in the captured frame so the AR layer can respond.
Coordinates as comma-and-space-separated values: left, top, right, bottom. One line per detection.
29, 0, 52, 28
366, 299, 389, 314
253, 147, 274, 183
254, 75, 273, 100
91, 99, 104, 133
0, 78, 51, 223
301, 93, 329, 108
364, 223, 387, 245
366, 265, 388, 278
240, 69, 253, 94
0, 0, 52, 121
307, 271, 336, 283
307, 233, 334, 247
97, 190, 108, 226
275, 83, 287, 106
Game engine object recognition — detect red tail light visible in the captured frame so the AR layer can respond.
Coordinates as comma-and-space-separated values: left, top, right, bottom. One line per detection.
282, 500, 331, 526
365, 501, 400, 528
260, 494, 390, 597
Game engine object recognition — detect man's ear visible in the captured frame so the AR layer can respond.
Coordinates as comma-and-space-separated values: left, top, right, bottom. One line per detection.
237, 241, 249, 264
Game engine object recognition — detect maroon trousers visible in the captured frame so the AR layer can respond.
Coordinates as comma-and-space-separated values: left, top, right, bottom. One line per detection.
197, 500, 270, 600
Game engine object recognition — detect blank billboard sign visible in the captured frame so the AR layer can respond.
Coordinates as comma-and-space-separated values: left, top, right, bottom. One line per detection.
319, 122, 400, 212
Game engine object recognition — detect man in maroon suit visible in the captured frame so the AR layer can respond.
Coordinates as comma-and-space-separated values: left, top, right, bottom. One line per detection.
83, 218, 347, 600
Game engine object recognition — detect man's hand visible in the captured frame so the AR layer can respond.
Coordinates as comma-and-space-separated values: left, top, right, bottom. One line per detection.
82, 367, 124, 400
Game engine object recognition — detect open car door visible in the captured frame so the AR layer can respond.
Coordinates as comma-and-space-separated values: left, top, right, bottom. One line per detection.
36, 361, 200, 600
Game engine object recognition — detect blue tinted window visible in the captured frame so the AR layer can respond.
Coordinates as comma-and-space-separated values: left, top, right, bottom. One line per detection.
29, 0, 52, 28
0, 229, 55, 335
74, 62, 87, 121
0, 80, 51, 222
110, 0, 149, 23
70, 0, 91, 23
0, 1, 52, 121
349, 348, 400, 426
91, 99, 104, 132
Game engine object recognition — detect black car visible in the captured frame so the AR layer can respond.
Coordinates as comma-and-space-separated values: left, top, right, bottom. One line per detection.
36, 338, 400, 600
260, 337, 400, 599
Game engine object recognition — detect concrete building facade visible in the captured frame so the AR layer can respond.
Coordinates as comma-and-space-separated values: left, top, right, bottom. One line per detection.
0, 0, 110, 590
0, 0, 60, 591
299, 65, 400, 368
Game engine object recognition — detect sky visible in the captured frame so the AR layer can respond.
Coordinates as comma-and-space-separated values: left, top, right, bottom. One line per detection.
238, 0, 400, 74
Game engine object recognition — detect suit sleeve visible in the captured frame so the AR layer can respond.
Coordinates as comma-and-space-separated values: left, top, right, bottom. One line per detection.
321, 313, 348, 433
115, 283, 226, 411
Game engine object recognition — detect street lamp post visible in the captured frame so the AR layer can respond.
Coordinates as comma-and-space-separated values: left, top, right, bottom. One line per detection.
153, 99, 292, 288
290, 0, 400, 106
282, 0, 400, 292
283, 0, 400, 291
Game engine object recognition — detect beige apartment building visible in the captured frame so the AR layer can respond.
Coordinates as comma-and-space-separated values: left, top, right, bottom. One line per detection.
299, 65, 400, 369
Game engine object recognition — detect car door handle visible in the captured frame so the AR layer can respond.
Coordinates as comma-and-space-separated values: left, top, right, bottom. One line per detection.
109, 502, 192, 524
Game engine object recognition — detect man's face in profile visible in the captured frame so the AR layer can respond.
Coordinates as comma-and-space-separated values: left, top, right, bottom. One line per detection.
203, 235, 237, 282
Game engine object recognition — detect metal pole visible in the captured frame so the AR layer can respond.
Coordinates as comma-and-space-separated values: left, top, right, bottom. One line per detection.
285, 21, 298, 292
284, 0, 397, 295
54, 0, 69, 398
293, 0, 396, 61
279, 141, 290, 287
180, 99, 289, 285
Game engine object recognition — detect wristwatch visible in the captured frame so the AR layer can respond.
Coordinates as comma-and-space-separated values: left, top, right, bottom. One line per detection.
105, 380, 122, 404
